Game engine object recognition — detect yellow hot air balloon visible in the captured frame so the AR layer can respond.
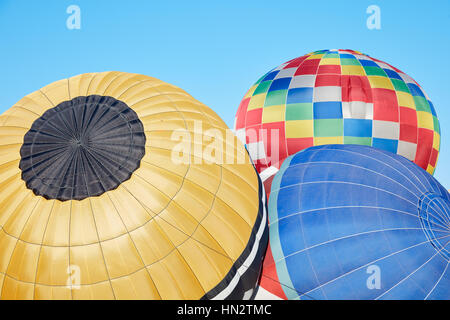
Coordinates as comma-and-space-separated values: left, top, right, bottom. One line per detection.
0, 72, 268, 300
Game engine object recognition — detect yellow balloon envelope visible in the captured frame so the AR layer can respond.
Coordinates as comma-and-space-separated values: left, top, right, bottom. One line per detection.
0, 72, 267, 300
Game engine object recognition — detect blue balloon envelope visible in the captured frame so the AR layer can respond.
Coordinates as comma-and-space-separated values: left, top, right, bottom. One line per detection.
268, 144, 450, 300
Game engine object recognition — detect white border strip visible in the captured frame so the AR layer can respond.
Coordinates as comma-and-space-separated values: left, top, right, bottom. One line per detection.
260, 166, 280, 182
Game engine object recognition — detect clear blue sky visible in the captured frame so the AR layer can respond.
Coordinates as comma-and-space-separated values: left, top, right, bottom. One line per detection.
0, 0, 449, 187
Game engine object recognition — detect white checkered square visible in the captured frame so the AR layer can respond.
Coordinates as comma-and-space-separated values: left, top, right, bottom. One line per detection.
247, 140, 266, 161
289, 75, 316, 88
374, 61, 395, 71
342, 102, 373, 119
397, 140, 417, 161
274, 63, 289, 71
314, 86, 342, 102
235, 128, 247, 145
354, 54, 372, 61
373, 120, 400, 140
274, 68, 297, 79
398, 72, 417, 85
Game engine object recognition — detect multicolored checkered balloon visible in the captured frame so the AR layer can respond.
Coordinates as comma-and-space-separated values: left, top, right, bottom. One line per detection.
234, 49, 440, 175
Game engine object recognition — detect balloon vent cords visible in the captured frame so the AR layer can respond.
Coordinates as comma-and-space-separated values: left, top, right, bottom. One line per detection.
418, 192, 450, 262
19, 95, 146, 201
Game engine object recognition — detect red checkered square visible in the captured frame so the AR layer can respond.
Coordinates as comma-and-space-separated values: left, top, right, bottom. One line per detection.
235, 97, 250, 129
372, 88, 399, 122
399, 107, 417, 125
294, 59, 320, 76
245, 108, 263, 127
244, 124, 263, 144
414, 128, 433, 169
430, 148, 438, 167
341, 75, 371, 89
262, 121, 287, 168
287, 138, 314, 155
341, 76, 372, 103
295, 65, 319, 76
399, 124, 417, 143
399, 107, 418, 142
302, 59, 321, 67
284, 56, 308, 69
315, 74, 341, 87
317, 65, 341, 74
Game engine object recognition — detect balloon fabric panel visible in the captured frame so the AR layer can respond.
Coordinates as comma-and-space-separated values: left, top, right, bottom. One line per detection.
0, 72, 268, 300
234, 49, 440, 175
266, 144, 449, 300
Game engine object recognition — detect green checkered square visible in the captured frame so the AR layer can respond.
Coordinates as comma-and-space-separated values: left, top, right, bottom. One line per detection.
314, 119, 343, 137
433, 116, 440, 134
286, 103, 313, 120
340, 58, 361, 66
324, 53, 339, 58
414, 96, 431, 113
391, 79, 410, 93
253, 81, 272, 95
344, 136, 372, 146
363, 66, 387, 77
264, 89, 288, 107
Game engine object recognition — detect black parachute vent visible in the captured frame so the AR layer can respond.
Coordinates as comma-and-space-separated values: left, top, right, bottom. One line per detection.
19, 95, 146, 201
